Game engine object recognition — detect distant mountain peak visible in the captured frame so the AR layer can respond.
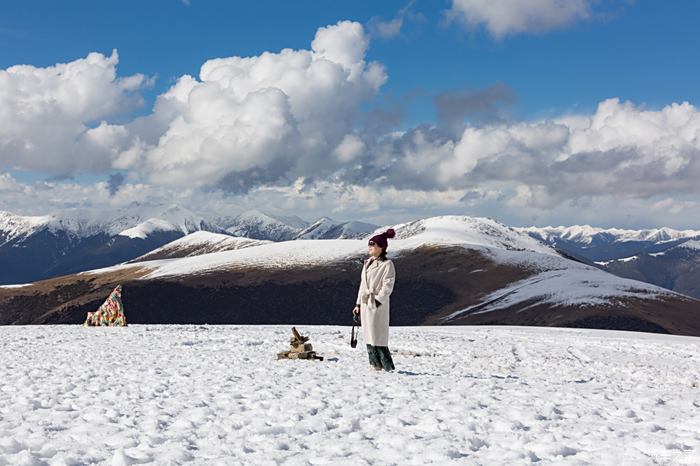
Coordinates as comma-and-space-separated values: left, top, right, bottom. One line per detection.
519, 224, 700, 244
295, 216, 377, 240
233, 209, 308, 229
117, 205, 217, 239
217, 209, 309, 242
0, 211, 53, 244
387, 215, 557, 254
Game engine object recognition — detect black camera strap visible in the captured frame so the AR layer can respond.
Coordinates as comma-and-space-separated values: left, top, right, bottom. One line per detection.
350, 314, 360, 348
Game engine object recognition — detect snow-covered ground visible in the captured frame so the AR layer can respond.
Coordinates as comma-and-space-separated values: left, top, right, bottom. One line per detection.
1, 325, 698, 465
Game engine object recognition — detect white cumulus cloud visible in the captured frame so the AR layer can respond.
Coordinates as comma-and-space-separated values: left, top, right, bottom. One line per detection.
377, 98, 700, 209
123, 20, 386, 190
0, 50, 151, 173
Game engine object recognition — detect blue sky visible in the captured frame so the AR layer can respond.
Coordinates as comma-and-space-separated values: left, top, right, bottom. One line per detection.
2, 1, 700, 228
3, 0, 698, 123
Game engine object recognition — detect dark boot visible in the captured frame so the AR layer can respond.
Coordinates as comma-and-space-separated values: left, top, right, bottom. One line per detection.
376, 346, 395, 371
366, 344, 383, 370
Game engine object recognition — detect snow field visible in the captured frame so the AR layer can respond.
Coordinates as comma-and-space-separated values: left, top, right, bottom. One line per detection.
0, 325, 698, 465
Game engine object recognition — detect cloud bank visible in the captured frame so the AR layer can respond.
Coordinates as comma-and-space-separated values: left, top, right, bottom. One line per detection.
2, 19, 700, 228
375, 98, 700, 207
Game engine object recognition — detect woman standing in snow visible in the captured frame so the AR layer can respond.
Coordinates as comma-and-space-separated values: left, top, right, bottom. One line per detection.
353, 229, 397, 371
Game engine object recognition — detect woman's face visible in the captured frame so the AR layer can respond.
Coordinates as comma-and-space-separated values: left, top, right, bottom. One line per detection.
368, 241, 381, 257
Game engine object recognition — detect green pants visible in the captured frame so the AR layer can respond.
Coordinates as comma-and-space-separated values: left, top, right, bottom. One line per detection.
366, 344, 395, 371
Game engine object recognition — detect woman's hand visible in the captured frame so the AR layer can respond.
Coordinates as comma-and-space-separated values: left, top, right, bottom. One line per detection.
353, 305, 360, 316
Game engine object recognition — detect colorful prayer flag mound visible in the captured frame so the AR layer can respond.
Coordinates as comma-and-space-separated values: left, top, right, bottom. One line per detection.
84, 285, 127, 327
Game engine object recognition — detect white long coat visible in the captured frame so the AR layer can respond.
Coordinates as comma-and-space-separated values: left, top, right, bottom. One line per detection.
356, 257, 396, 346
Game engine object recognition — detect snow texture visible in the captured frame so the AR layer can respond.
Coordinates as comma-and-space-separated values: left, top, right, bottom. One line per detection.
679, 240, 700, 251
136, 239, 363, 279
0, 325, 698, 465
137, 231, 271, 256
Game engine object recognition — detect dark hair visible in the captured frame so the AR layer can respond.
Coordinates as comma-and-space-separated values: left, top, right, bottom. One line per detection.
378, 248, 388, 260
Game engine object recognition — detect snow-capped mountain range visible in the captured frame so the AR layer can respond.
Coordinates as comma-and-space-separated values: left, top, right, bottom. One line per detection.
3, 205, 700, 306
517, 224, 700, 245
590, 238, 700, 299
295, 217, 381, 240
115, 215, 559, 280
517, 225, 700, 261
517, 224, 700, 299
0, 205, 362, 246
0, 206, 379, 285
0, 204, 215, 241
215, 210, 309, 242
2, 215, 698, 336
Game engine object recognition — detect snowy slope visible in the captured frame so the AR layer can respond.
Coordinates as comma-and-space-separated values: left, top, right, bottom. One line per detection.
443, 268, 673, 322
133, 239, 364, 278
0, 325, 698, 465
391, 216, 557, 254
132, 231, 271, 261
119, 218, 184, 239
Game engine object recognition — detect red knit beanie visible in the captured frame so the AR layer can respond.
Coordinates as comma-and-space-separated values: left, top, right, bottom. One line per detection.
369, 228, 396, 250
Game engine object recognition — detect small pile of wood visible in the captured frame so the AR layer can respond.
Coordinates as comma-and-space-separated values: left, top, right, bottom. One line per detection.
277, 327, 324, 361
